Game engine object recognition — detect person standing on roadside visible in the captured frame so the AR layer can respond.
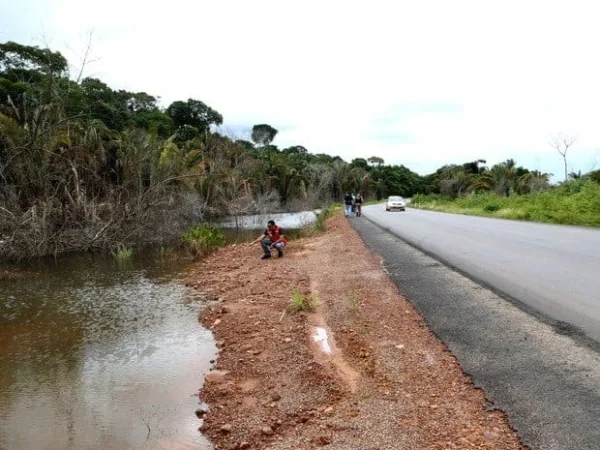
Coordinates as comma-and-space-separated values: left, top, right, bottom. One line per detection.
354, 193, 364, 217
252, 220, 288, 260
344, 192, 354, 217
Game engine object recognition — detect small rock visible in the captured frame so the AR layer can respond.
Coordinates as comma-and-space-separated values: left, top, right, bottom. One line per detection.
271, 393, 281, 401
210, 359, 215, 364
195, 408, 208, 418
429, 404, 439, 409
324, 406, 334, 414
284, 338, 292, 343
395, 344, 405, 350
212, 319, 222, 328
252, 350, 261, 355
240, 443, 251, 449
220, 424, 232, 433
261, 426, 274, 436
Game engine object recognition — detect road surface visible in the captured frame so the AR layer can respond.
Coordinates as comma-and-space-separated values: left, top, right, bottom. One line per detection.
352, 216, 600, 450
362, 205, 600, 343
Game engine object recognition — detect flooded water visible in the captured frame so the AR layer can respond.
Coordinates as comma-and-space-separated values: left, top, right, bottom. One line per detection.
218, 210, 319, 230
0, 251, 216, 450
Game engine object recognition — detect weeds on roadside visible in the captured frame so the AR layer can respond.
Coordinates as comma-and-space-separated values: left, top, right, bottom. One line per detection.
411, 179, 600, 227
289, 290, 317, 313
300, 204, 339, 237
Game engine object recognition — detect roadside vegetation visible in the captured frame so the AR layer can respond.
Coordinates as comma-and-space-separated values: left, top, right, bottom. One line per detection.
413, 161, 600, 226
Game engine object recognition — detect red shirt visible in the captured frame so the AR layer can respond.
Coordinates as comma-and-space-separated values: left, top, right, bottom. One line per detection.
265, 225, 288, 245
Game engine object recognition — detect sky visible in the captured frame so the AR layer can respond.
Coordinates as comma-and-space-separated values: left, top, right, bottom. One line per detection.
2, 0, 600, 179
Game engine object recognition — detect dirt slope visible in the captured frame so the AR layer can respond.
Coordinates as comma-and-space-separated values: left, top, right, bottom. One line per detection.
188, 215, 525, 450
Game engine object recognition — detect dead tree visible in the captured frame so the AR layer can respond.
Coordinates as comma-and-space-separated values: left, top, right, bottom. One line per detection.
551, 134, 576, 182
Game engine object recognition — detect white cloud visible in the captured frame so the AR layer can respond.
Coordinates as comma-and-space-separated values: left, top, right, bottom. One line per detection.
3, 0, 600, 178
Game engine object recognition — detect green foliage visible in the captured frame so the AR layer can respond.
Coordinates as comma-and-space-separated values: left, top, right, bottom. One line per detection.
112, 245, 133, 261
167, 99, 223, 134
180, 223, 226, 255
412, 180, 600, 227
315, 204, 337, 231
289, 290, 317, 313
0, 41, 68, 75
251, 124, 278, 146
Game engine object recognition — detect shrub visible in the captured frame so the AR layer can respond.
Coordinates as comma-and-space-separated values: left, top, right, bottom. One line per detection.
181, 223, 226, 256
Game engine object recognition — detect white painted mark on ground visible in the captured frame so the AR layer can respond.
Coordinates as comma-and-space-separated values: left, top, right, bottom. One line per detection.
313, 327, 332, 354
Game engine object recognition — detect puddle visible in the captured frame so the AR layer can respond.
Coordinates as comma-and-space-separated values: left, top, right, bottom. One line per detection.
313, 327, 332, 354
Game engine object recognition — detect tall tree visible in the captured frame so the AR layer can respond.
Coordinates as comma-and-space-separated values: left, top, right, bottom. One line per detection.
251, 124, 278, 146
367, 156, 385, 166
167, 99, 223, 134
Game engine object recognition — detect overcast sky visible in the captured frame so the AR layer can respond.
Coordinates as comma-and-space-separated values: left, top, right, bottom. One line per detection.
2, 0, 599, 178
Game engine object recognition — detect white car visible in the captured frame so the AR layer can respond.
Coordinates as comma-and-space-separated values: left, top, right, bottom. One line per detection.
385, 196, 406, 212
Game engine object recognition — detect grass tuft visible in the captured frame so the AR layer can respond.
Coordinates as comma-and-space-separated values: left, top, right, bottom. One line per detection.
289, 290, 317, 313
112, 245, 133, 262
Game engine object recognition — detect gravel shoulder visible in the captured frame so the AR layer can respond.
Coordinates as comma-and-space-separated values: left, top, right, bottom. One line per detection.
353, 215, 600, 450
188, 215, 525, 450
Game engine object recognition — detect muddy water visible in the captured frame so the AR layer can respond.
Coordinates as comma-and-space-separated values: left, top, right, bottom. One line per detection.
0, 251, 216, 450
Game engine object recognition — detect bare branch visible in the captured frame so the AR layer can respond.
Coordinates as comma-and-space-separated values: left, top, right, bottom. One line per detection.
75, 29, 99, 83
551, 133, 576, 182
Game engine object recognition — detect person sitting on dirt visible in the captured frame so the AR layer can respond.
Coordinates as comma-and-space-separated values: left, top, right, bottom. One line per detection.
344, 192, 354, 217
252, 220, 288, 260
354, 193, 364, 216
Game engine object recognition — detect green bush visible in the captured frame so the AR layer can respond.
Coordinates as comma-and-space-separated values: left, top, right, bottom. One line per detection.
181, 223, 226, 255
411, 180, 600, 227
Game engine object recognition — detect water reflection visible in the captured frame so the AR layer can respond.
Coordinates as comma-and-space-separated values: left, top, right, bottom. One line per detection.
0, 251, 216, 450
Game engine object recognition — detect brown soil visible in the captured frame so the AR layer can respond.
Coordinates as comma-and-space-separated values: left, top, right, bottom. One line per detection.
188, 215, 526, 450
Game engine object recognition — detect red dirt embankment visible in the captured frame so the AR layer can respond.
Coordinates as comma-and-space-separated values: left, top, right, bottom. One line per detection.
187, 215, 525, 450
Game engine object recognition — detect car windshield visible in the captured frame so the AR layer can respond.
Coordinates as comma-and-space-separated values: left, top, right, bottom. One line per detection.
389, 196, 404, 201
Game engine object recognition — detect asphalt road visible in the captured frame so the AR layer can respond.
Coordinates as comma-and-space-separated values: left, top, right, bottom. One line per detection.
362, 205, 600, 344
351, 217, 600, 450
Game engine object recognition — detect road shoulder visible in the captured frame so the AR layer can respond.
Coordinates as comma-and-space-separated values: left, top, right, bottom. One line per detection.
353, 216, 600, 450
188, 215, 523, 449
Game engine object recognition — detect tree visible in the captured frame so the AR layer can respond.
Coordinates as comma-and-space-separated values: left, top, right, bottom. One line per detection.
351, 158, 369, 169
251, 124, 278, 146
551, 134, 576, 182
0, 41, 68, 76
367, 156, 385, 166
167, 99, 223, 134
